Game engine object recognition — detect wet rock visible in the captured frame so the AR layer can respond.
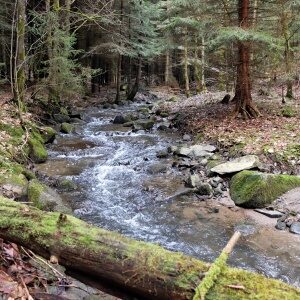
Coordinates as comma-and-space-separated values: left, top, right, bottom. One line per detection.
290, 222, 300, 234
28, 179, 72, 213
69, 118, 85, 124
40, 127, 57, 144
195, 182, 213, 196
135, 119, 155, 130
230, 170, 300, 208
123, 121, 134, 127
254, 209, 284, 218
276, 221, 287, 230
214, 185, 223, 197
200, 159, 208, 166
53, 113, 71, 123
57, 178, 77, 191
61, 122, 74, 134
183, 134, 192, 142
157, 123, 170, 131
211, 155, 260, 175
147, 164, 168, 174
113, 114, 127, 124
186, 174, 201, 188
156, 150, 169, 159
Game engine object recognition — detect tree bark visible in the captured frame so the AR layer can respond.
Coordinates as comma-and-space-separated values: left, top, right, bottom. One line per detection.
127, 57, 141, 101
184, 33, 190, 97
0, 198, 299, 300
233, 0, 260, 119
15, 0, 27, 116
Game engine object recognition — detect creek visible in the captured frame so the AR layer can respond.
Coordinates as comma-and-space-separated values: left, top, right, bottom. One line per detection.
36, 99, 300, 288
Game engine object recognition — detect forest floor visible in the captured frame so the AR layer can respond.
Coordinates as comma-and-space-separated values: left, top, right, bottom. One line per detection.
153, 84, 300, 174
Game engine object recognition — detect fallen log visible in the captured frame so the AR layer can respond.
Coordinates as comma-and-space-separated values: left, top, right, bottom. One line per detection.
0, 196, 299, 300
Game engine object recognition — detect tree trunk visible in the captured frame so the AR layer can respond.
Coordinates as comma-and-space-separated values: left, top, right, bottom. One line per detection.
0, 198, 299, 300
15, 0, 27, 117
115, 0, 123, 104
184, 33, 190, 97
233, 0, 260, 119
127, 57, 141, 101
165, 50, 170, 85
201, 36, 206, 92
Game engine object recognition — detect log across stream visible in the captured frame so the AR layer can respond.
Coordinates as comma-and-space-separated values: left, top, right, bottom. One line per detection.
0, 197, 299, 300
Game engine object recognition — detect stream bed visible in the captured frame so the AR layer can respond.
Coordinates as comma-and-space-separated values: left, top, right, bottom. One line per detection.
36, 100, 300, 288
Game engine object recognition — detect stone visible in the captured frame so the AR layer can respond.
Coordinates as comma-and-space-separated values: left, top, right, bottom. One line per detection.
40, 127, 56, 144
183, 134, 192, 141
173, 144, 216, 158
147, 164, 168, 174
195, 182, 213, 196
275, 221, 287, 230
230, 170, 300, 208
113, 115, 126, 124
28, 179, 72, 213
123, 121, 134, 127
135, 119, 155, 130
186, 174, 201, 188
69, 118, 85, 124
53, 113, 70, 123
290, 222, 300, 235
254, 209, 284, 218
0, 174, 28, 199
156, 150, 168, 159
211, 155, 260, 175
28, 138, 48, 163
60, 122, 74, 134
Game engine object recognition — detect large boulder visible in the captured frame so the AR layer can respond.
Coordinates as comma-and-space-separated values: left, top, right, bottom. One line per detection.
28, 179, 72, 213
173, 144, 216, 159
230, 170, 300, 208
211, 155, 260, 175
39, 127, 57, 144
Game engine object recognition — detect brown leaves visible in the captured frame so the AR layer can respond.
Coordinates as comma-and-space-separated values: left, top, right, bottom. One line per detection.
0, 238, 68, 300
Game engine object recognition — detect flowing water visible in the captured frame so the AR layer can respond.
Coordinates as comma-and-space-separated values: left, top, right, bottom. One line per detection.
37, 100, 300, 288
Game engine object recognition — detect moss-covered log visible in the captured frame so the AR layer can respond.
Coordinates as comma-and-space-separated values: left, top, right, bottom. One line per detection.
0, 197, 299, 300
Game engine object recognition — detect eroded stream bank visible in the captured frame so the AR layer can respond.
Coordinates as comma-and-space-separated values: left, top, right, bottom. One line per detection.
36, 97, 300, 288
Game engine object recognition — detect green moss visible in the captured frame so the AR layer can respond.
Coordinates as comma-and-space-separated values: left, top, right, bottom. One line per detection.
0, 123, 24, 138
230, 171, 300, 208
0, 173, 28, 187
39, 127, 56, 144
281, 106, 297, 118
194, 252, 228, 300
0, 196, 299, 299
27, 179, 46, 209
28, 137, 48, 163
195, 132, 205, 142
60, 123, 74, 134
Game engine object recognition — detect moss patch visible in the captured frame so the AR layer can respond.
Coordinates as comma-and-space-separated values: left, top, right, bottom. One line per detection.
28, 137, 48, 163
39, 127, 56, 144
230, 170, 300, 208
60, 123, 74, 134
27, 179, 46, 209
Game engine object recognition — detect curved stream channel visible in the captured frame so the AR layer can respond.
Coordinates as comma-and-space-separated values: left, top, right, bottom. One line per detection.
37, 100, 300, 289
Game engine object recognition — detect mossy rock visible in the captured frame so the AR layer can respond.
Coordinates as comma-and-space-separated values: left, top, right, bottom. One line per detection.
60, 123, 74, 134
57, 178, 77, 191
230, 170, 300, 208
0, 173, 28, 199
39, 127, 56, 144
28, 179, 72, 213
28, 138, 48, 163
135, 119, 155, 130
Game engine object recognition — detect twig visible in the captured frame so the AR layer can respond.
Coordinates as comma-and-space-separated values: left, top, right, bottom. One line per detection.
20, 275, 34, 300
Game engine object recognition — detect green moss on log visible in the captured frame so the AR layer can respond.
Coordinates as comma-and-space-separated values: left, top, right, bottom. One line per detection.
27, 179, 46, 209
0, 197, 299, 299
230, 171, 300, 208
